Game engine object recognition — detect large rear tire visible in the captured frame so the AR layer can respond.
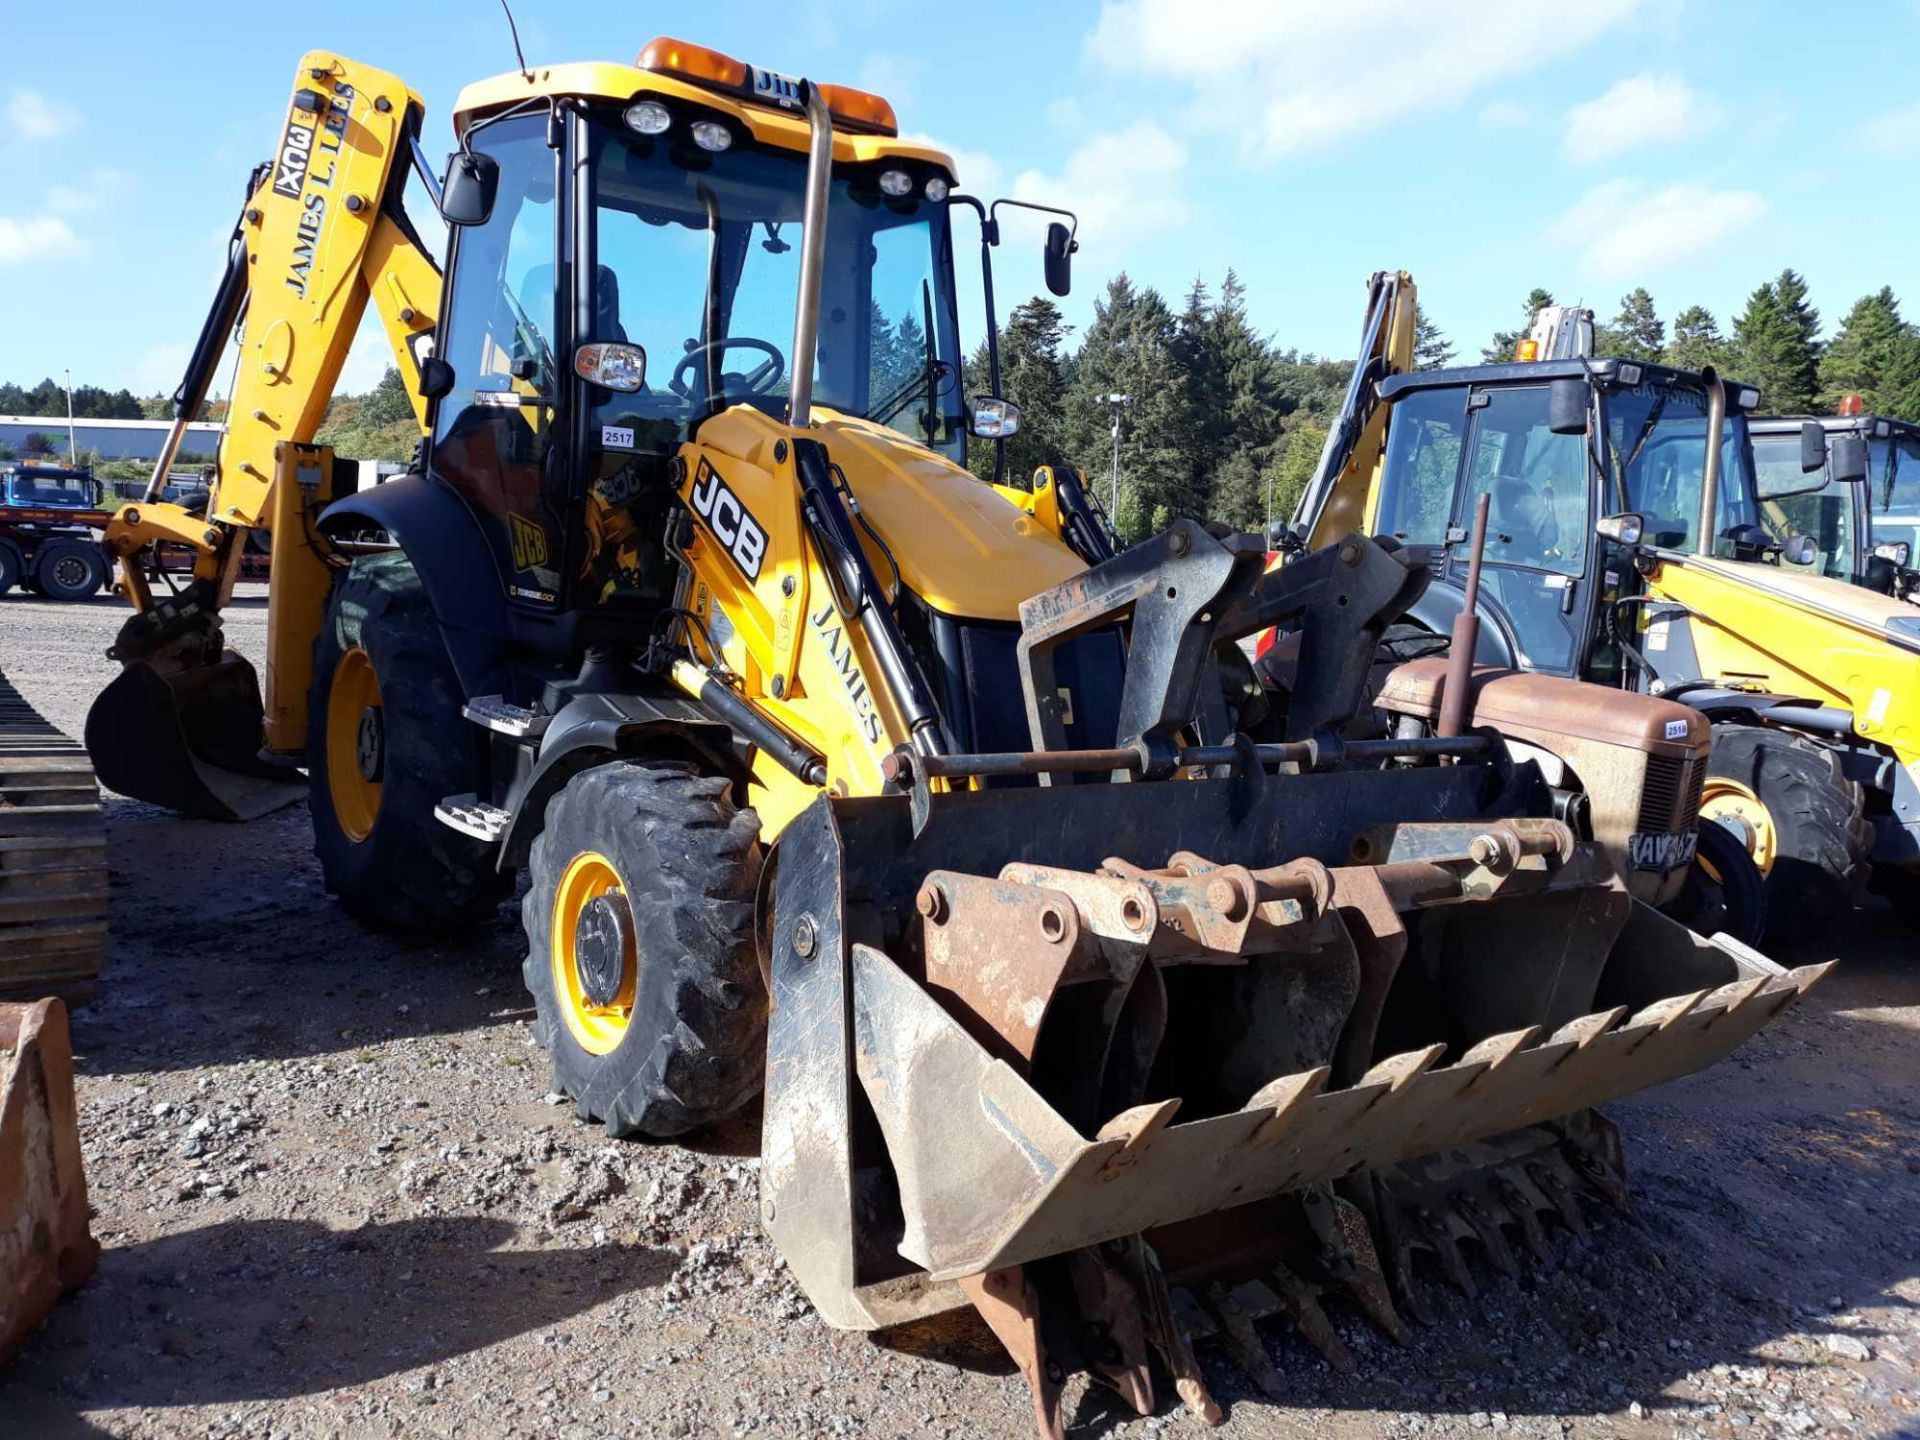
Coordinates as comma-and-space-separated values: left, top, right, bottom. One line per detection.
0, 541, 20, 595
522, 759, 766, 1138
1702, 723, 1868, 948
33, 542, 107, 601
307, 552, 510, 930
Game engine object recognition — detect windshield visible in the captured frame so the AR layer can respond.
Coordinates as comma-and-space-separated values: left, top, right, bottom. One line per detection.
585, 113, 964, 459
1872, 434, 1920, 557
1750, 431, 1857, 580
3, 470, 95, 507
1608, 380, 1758, 555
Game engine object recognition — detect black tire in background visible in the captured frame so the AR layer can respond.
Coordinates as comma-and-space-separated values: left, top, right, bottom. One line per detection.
1665, 817, 1769, 947
307, 551, 510, 930
522, 759, 766, 1138
1705, 723, 1869, 949
0, 541, 20, 595
33, 542, 108, 601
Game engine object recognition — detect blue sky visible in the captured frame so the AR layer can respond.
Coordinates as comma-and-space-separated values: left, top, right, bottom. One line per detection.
4, 0, 1920, 400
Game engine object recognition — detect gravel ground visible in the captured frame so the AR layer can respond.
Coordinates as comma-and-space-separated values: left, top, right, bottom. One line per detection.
2, 591, 1916, 1440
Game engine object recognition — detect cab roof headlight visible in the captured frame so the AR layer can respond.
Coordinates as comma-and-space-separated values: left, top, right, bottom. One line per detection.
1618, 362, 1643, 386
690, 120, 733, 152
924, 175, 949, 202
1737, 386, 1760, 411
878, 169, 913, 198
816, 82, 898, 136
636, 36, 749, 89
624, 100, 672, 135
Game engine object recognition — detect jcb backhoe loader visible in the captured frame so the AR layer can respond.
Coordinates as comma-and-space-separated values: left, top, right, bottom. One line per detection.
84, 44, 1822, 1435
1283, 273, 1917, 944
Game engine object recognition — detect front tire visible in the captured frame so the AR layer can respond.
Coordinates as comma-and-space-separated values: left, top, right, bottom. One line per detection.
307, 552, 509, 930
1702, 723, 1868, 948
522, 759, 766, 1138
34, 542, 107, 601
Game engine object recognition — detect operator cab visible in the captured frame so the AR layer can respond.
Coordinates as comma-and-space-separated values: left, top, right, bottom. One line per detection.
1749, 412, 1920, 596
428, 44, 963, 617
1368, 359, 1763, 677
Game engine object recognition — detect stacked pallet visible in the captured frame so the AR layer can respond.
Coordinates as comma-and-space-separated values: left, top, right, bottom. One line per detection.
0, 668, 105, 1006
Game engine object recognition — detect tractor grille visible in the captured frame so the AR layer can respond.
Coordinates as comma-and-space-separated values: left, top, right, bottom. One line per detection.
1637, 753, 1706, 833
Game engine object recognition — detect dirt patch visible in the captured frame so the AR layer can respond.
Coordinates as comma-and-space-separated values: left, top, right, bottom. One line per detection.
2, 594, 1915, 1440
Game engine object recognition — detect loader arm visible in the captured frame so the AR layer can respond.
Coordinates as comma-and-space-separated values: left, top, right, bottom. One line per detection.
91, 53, 441, 812
1295, 270, 1416, 552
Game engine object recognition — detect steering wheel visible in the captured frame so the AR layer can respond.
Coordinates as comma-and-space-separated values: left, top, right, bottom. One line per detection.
670, 337, 785, 400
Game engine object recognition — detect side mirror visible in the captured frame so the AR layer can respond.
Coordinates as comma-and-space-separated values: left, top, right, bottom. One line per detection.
1043, 222, 1074, 298
1800, 420, 1828, 473
574, 342, 647, 393
968, 395, 1021, 439
1781, 534, 1818, 567
1873, 539, 1913, 568
440, 150, 499, 227
1547, 376, 1589, 435
1595, 511, 1645, 547
1830, 434, 1870, 485
418, 357, 456, 400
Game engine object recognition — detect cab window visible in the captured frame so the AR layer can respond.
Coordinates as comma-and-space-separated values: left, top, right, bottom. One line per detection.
1374, 387, 1466, 546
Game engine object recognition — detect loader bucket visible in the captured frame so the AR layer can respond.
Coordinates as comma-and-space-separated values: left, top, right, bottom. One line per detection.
83, 653, 302, 821
760, 775, 1823, 1436
1, 998, 98, 1363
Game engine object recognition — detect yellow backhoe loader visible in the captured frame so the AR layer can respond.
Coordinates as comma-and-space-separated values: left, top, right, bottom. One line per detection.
1281, 273, 1917, 944
84, 44, 1821, 1435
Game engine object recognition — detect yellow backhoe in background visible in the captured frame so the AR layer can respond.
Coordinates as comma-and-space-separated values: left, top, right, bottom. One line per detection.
81, 42, 1821, 1436
1279, 273, 1918, 945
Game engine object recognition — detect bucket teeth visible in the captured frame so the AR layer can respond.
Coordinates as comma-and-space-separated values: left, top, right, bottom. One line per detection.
1527, 1157, 1589, 1237
1456, 1190, 1520, 1277
1266, 1260, 1356, 1373
1316, 1191, 1409, 1345
1202, 1282, 1287, 1399
1492, 1169, 1557, 1263
1067, 1248, 1156, 1417
1131, 1242, 1224, 1426
957, 1266, 1067, 1440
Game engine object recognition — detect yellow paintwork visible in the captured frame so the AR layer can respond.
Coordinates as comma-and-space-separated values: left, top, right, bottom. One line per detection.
324, 646, 382, 842
452, 62, 957, 176
1305, 272, 1417, 553
674, 405, 1087, 838
263, 443, 339, 752
549, 851, 634, 1055
1648, 554, 1919, 766
107, 52, 439, 754
1698, 776, 1777, 876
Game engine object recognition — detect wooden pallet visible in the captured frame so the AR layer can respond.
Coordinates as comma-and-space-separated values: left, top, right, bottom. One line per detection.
0, 670, 105, 1007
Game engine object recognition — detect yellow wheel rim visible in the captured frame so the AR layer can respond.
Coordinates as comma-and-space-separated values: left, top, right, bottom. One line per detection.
325, 647, 383, 843
1699, 778, 1776, 876
550, 851, 635, 1055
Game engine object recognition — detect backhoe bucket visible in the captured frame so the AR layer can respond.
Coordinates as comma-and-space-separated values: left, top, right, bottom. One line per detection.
760, 776, 1822, 1436
83, 653, 302, 822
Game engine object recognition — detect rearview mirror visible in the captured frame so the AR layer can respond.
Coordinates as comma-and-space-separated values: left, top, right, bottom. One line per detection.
1800, 420, 1828, 473
1874, 539, 1913, 567
1547, 376, 1588, 435
1830, 434, 1870, 485
968, 395, 1021, 439
575, 342, 647, 393
440, 150, 499, 227
1043, 222, 1075, 298
1781, 534, 1818, 567
1595, 511, 1645, 547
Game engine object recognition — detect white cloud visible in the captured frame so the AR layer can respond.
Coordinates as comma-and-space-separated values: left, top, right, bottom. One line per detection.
1550, 179, 1762, 280
899, 133, 1002, 193
0, 213, 86, 265
1858, 101, 1920, 156
1563, 74, 1723, 163
1009, 122, 1189, 249
1478, 99, 1533, 131
6, 89, 79, 140
1087, 0, 1639, 157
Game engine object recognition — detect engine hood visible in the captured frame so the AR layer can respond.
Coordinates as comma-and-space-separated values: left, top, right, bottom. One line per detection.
696, 404, 1086, 622
1683, 555, 1920, 655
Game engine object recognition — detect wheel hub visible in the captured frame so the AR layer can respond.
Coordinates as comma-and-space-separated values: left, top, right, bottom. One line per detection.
574, 891, 635, 1006
355, 705, 384, 782
1700, 779, 1775, 876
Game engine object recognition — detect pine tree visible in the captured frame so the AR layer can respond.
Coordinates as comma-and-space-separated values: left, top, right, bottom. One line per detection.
965, 296, 1072, 486
1663, 305, 1731, 374
361, 366, 414, 426
1483, 288, 1556, 363
1817, 288, 1911, 413
1731, 269, 1822, 413
1412, 302, 1455, 371
1596, 288, 1664, 362
1062, 274, 1202, 539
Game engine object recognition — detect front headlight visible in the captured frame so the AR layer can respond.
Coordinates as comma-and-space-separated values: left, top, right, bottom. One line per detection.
690, 120, 733, 152
624, 100, 672, 135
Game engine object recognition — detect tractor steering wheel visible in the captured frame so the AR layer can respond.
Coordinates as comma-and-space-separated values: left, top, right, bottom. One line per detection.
670, 337, 786, 401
